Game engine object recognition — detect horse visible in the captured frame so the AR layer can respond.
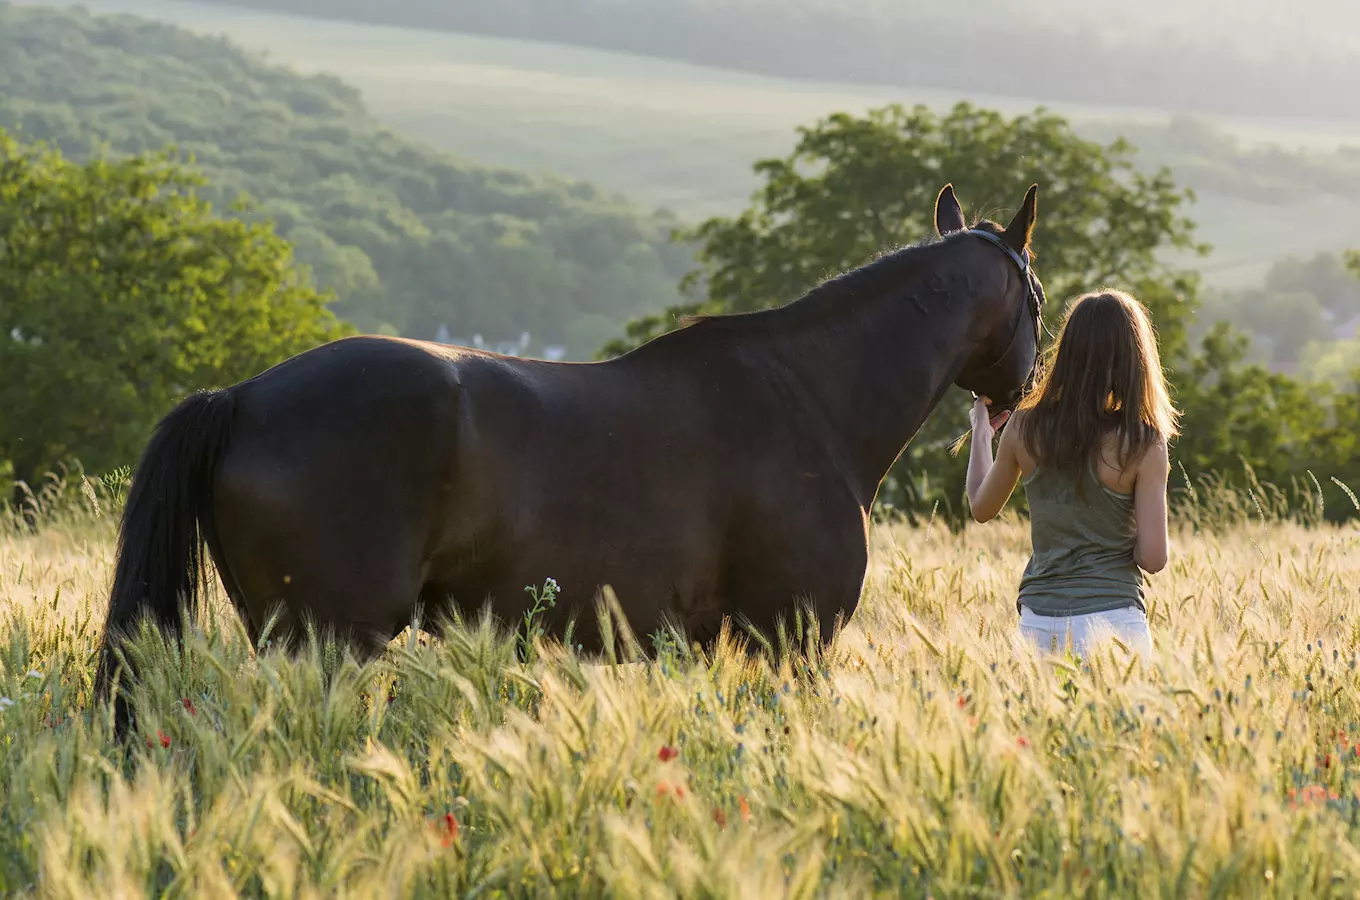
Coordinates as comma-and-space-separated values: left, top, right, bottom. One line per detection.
94, 183, 1046, 726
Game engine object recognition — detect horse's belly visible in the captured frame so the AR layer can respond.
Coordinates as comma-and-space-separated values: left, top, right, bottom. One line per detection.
444, 515, 720, 647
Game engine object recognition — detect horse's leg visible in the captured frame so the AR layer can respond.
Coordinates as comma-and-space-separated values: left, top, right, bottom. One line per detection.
202, 521, 262, 648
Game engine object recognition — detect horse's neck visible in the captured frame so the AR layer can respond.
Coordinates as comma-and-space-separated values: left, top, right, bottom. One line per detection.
775, 278, 978, 506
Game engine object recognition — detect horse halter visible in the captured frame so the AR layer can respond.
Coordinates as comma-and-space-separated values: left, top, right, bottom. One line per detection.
963, 228, 1046, 402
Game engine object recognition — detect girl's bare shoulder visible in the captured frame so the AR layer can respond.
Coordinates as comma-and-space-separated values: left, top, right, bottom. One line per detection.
1099, 430, 1169, 493
1138, 434, 1171, 474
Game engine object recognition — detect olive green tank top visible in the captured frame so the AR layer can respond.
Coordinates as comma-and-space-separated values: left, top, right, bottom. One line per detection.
1017, 460, 1145, 618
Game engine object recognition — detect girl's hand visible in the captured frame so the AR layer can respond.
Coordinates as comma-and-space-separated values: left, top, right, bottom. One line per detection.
969, 395, 1010, 442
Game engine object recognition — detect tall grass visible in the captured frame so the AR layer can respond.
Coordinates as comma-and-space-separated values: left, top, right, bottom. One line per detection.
3, 473, 1360, 897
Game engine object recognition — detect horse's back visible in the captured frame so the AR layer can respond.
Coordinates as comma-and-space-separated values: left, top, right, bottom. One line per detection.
234, 334, 460, 419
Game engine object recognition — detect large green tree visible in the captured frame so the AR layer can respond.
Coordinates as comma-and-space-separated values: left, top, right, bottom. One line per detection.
601, 102, 1207, 520
0, 130, 350, 487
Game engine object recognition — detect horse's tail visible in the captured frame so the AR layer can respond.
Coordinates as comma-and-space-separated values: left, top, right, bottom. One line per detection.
94, 388, 236, 732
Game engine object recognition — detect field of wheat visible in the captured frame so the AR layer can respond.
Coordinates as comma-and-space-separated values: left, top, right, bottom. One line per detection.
3, 479, 1360, 898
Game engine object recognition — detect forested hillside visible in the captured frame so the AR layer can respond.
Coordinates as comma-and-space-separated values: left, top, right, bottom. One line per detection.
0, 2, 694, 356
193, 0, 1360, 122
1194, 252, 1360, 371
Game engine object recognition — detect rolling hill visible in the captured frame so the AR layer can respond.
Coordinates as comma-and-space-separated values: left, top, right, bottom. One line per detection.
18, 0, 1360, 289
0, 1, 695, 357
144, 0, 1360, 123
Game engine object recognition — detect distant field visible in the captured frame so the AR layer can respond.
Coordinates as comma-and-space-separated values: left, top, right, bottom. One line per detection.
20, 0, 1360, 286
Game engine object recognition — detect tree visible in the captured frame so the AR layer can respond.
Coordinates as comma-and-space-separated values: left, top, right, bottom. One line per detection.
1173, 325, 1333, 481
1170, 323, 1360, 518
1267, 252, 1360, 318
0, 130, 352, 487
1191, 253, 1360, 372
1233, 289, 1330, 365
600, 102, 1206, 521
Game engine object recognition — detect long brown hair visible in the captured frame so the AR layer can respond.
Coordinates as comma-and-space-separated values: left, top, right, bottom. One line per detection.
1017, 289, 1179, 484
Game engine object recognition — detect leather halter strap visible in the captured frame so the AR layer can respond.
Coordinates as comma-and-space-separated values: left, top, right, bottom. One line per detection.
964, 228, 1045, 394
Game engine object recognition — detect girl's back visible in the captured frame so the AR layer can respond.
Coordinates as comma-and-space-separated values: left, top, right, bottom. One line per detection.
1017, 441, 1144, 618
962, 288, 1178, 658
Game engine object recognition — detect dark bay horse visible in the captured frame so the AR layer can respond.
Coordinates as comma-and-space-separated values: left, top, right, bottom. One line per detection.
95, 184, 1045, 716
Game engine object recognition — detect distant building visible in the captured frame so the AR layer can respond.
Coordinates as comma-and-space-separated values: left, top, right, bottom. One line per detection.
432, 323, 566, 360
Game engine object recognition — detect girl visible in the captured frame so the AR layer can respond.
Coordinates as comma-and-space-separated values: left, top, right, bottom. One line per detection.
964, 289, 1177, 659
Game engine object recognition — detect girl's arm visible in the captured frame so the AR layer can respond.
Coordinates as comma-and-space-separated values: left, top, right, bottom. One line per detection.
1132, 439, 1171, 573
966, 397, 1021, 523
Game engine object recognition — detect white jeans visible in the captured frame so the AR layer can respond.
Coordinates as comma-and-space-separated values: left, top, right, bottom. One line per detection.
1018, 605, 1153, 659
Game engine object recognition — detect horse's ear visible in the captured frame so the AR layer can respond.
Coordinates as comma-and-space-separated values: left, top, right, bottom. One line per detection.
1002, 184, 1038, 253
935, 184, 966, 235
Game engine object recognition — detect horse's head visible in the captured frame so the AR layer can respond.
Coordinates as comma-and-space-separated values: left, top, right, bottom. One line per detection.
934, 183, 1046, 416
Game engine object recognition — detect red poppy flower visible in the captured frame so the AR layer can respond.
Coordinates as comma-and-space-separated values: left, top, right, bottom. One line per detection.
712, 807, 727, 828
1290, 784, 1332, 810
1017, 736, 1031, 749
158, 730, 171, 749
656, 780, 686, 798
739, 796, 751, 822
441, 813, 459, 847
182, 698, 196, 716
658, 745, 678, 762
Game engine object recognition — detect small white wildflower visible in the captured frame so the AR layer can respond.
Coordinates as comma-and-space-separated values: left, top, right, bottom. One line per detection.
0, 697, 13, 710
545, 577, 560, 592
25, 670, 42, 680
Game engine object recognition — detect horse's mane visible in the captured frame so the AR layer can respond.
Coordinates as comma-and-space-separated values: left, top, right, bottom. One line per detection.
672, 218, 1009, 338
